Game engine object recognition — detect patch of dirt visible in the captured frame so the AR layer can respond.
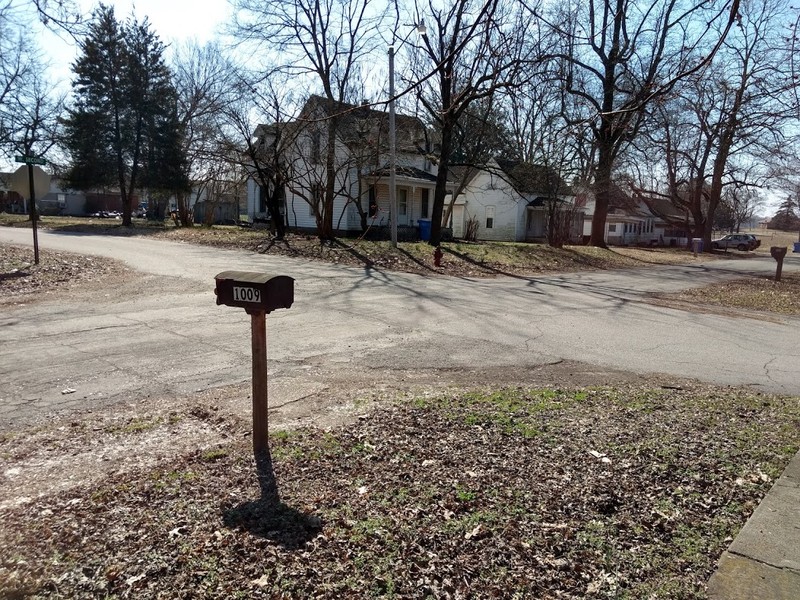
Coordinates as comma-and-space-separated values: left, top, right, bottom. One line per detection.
1, 244, 132, 305
0, 376, 797, 598
0, 360, 664, 507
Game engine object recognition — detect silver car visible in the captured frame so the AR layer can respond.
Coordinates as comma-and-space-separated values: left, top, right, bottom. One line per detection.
711, 233, 758, 251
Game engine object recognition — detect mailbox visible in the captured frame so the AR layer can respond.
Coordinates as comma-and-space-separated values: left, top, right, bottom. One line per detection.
770, 246, 787, 261
214, 271, 294, 313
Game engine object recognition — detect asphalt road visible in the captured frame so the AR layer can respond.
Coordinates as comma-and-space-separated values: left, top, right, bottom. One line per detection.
2, 229, 799, 426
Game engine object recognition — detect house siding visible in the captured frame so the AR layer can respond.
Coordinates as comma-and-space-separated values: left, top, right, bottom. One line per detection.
244, 98, 433, 234
458, 170, 524, 242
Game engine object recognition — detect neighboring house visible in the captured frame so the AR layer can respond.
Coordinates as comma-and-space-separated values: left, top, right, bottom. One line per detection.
448, 160, 583, 243
0, 172, 24, 214
0, 172, 89, 215
582, 186, 690, 246
246, 96, 438, 235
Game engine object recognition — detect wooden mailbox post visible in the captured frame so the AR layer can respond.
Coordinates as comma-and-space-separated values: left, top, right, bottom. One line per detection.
770, 246, 788, 282
214, 271, 294, 456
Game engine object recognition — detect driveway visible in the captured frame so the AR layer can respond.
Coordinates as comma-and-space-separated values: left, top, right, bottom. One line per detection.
2, 229, 799, 427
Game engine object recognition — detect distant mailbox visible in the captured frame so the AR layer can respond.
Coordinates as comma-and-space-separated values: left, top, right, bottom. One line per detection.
214, 271, 294, 313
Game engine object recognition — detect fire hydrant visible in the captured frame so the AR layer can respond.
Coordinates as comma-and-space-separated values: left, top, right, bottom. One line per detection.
433, 246, 443, 267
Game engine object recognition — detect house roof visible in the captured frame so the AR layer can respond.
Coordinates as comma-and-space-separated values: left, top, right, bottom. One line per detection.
495, 160, 572, 196
638, 195, 689, 221
300, 95, 427, 153
367, 165, 438, 182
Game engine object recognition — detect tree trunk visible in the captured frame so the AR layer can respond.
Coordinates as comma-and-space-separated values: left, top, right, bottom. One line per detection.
176, 192, 192, 227
429, 121, 454, 247
590, 147, 613, 248
320, 117, 337, 240
267, 181, 286, 239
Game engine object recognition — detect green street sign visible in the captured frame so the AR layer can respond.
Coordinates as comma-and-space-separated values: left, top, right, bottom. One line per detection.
14, 155, 47, 165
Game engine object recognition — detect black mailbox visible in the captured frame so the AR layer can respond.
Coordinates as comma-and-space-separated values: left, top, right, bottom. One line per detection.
214, 271, 294, 313
770, 246, 787, 260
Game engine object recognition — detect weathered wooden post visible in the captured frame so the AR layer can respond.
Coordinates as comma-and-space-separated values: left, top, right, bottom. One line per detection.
214, 272, 294, 497
770, 246, 787, 282
10, 157, 49, 265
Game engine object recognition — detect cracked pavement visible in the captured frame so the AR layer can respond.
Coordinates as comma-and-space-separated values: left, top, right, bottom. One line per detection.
1, 229, 799, 428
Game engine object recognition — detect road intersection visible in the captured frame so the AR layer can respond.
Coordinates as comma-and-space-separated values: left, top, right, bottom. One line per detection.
2, 229, 799, 427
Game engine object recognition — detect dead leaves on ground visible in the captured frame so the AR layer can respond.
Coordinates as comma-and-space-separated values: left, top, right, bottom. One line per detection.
1, 385, 798, 599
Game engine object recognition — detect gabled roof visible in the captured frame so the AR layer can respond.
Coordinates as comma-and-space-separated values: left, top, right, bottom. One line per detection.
579, 183, 641, 217
495, 160, 572, 196
300, 95, 427, 153
638, 195, 690, 221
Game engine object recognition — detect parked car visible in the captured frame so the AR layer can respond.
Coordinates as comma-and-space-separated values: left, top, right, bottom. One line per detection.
742, 234, 761, 249
711, 233, 758, 251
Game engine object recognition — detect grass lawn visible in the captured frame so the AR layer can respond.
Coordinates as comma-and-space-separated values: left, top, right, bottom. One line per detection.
2, 214, 716, 278
1, 385, 797, 598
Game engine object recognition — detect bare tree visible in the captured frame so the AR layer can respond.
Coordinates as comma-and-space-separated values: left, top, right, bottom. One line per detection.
505, 66, 593, 247
536, 0, 741, 247
410, 0, 532, 246
4, 68, 64, 160
220, 77, 302, 239
171, 42, 236, 226
0, 2, 37, 151
628, 0, 795, 249
723, 186, 763, 231
230, 0, 387, 239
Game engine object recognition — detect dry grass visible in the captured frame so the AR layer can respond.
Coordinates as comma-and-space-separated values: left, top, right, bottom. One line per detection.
1, 384, 798, 599
2, 215, 714, 278
744, 228, 800, 254
660, 272, 800, 316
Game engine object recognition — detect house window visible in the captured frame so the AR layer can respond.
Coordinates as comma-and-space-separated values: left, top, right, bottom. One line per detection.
608, 224, 617, 233
485, 206, 495, 229
421, 189, 429, 218
398, 189, 407, 216
310, 131, 321, 164
57, 194, 66, 207
368, 185, 378, 217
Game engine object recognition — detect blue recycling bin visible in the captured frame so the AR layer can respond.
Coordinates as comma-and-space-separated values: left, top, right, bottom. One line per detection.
794, 242, 800, 253
692, 238, 703, 253
418, 219, 431, 241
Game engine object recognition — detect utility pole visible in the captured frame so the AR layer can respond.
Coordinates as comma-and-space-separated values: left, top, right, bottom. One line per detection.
388, 45, 398, 249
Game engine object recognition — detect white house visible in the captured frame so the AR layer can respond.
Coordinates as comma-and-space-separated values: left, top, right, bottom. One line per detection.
582, 185, 690, 246
245, 96, 439, 235
448, 160, 583, 243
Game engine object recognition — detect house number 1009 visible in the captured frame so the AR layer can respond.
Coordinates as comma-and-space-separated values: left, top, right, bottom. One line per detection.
233, 286, 261, 303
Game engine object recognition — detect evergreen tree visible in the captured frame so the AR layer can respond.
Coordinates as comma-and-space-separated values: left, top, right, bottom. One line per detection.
63, 4, 188, 226
769, 196, 800, 231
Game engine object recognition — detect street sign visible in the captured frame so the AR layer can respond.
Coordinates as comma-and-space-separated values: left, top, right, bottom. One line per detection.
14, 155, 47, 165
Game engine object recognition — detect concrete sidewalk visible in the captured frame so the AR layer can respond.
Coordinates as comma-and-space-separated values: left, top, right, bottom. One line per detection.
708, 450, 800, 599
